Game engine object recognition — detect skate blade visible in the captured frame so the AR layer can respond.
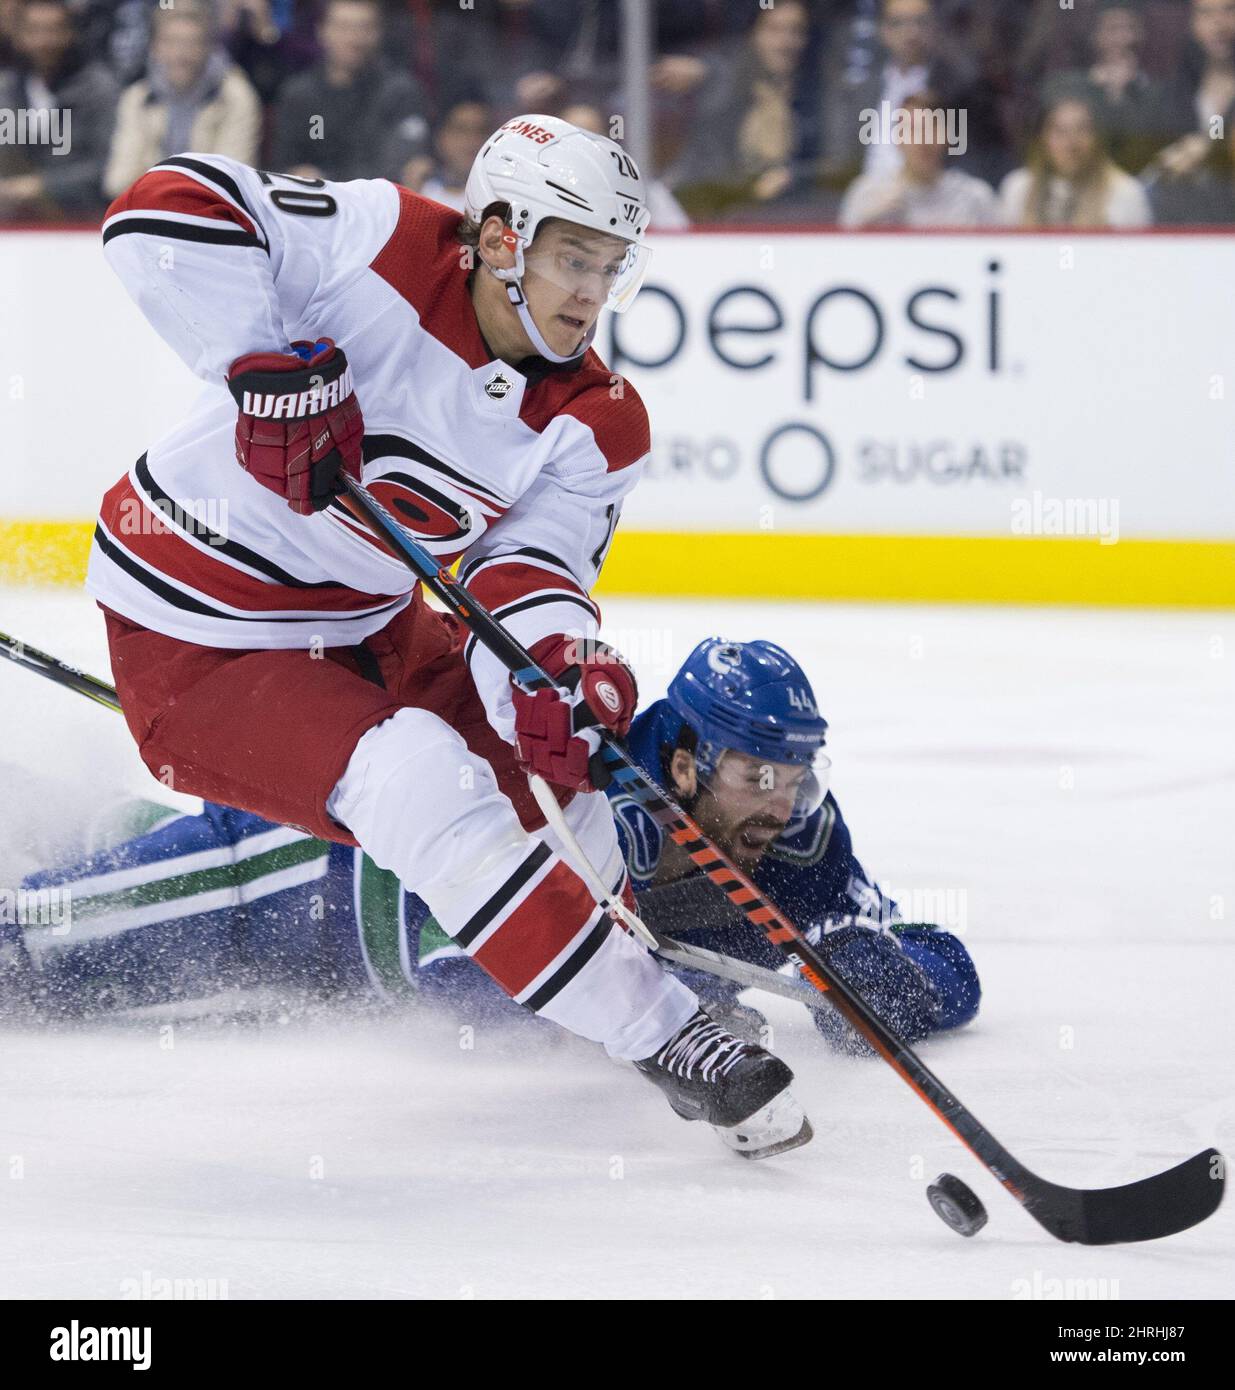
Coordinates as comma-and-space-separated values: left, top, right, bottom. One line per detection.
716, 1090, 814, 1160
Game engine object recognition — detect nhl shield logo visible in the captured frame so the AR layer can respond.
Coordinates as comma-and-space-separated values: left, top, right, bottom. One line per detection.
484, 371, 514, 400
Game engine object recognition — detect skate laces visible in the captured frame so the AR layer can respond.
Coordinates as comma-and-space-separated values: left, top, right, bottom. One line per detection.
657, 1012, 752, 1082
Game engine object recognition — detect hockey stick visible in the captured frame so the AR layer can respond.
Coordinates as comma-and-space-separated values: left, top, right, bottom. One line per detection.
0, 631, 123, 713
529, 770, 835, 1008
527, 771, 827, 1008
527, 772, 656, 946
340, 473, 1225, 1244
649, 932, 831, 1010
0, 627, 817, 1010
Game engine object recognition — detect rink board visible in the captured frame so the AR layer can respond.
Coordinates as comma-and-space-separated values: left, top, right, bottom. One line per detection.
1, 227, 1232, 605
1, 519, 1231, 607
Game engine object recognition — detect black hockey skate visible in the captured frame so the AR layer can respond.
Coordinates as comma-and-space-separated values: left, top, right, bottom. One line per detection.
635, 1009, 812, 1159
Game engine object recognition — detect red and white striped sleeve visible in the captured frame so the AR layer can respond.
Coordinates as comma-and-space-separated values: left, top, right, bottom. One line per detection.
460, 385, 651, 744
101, 153, 398, 383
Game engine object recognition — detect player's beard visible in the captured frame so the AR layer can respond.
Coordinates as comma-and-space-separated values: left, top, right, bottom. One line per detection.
727, 816, 788, 868
686, 786, 786, 870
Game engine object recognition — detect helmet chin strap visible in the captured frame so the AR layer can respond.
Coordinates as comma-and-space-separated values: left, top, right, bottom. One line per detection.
482, 239, 593, 365
505, 283, 595, 364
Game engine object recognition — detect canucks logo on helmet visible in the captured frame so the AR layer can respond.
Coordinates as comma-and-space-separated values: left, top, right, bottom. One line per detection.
667, 638, 829, 797
614, 639, 834, 886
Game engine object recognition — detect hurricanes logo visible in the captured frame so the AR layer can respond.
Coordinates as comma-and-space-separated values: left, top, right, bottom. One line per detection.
484, 372, 514, 400
502, 119, 555, 145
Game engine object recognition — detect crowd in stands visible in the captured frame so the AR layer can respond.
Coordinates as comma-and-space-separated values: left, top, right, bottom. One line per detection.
1, 0, 1233, 227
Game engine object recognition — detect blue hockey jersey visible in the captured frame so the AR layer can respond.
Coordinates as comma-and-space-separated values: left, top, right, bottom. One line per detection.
604, 700, 981, 1037
11, 706, 980, 1040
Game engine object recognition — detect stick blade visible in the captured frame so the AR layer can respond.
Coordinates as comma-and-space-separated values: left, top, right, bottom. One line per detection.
1026, 1148, 1225, 1245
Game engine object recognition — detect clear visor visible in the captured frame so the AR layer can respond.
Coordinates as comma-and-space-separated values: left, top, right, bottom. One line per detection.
700, 747, 832, 823
522, 234, 652, 314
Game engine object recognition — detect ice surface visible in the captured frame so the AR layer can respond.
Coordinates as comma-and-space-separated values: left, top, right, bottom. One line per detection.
0, 589, 1232, 1298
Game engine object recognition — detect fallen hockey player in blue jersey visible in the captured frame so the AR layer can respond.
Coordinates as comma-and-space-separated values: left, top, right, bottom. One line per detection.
3, 639, 979, 1056
596, 638, 979, 1053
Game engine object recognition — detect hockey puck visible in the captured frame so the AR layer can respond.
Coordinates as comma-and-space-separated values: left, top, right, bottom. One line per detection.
926, 1173, 988, 1237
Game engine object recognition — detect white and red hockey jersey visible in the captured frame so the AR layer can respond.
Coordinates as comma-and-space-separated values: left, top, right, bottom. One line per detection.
87, 154, 649, 742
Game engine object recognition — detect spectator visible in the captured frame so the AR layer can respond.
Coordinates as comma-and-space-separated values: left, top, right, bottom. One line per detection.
1014, 0, 1095, 94
560, 101, 690, 228
103, 4, 261, 199
998, 87, 1152, 226
839, 88, 997, 225
218, 0, 320, 105
823, 0, 975, 183
1, 0, 19, 67
421, 0, 562, 119
1153, 0, 1235, 178
647, 0, 785, 169
668, 0, 823, 219
269, 0, 428, 181
409, 97, 491, 210
1184, 0, 1235, 125
1147, 94, 1235, 220
431, 0, 741, 122
1057, 0, 1193, 172
73, 0, 156, 86
0, 0, 118, 217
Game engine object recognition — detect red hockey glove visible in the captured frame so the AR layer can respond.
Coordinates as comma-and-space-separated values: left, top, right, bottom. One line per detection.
512, 634, 638, 793
227, 338, 364, 516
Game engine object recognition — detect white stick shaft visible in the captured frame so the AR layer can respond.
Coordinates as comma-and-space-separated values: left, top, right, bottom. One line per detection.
528, 775, 657, 947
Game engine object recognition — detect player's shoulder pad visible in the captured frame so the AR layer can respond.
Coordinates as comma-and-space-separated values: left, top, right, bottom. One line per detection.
384, 182, 466, 255
522, 353, 650, 474
105, 155, 402, 265
371, 184, 468, 297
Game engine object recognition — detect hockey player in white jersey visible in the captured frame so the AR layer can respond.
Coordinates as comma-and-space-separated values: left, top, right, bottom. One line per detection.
86, 116, 812, 1157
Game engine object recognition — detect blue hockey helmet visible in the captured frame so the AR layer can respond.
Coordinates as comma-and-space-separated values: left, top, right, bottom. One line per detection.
666, 639, 830, 814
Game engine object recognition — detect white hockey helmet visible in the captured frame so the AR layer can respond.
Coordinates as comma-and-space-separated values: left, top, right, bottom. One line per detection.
464, 114, 653, 362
